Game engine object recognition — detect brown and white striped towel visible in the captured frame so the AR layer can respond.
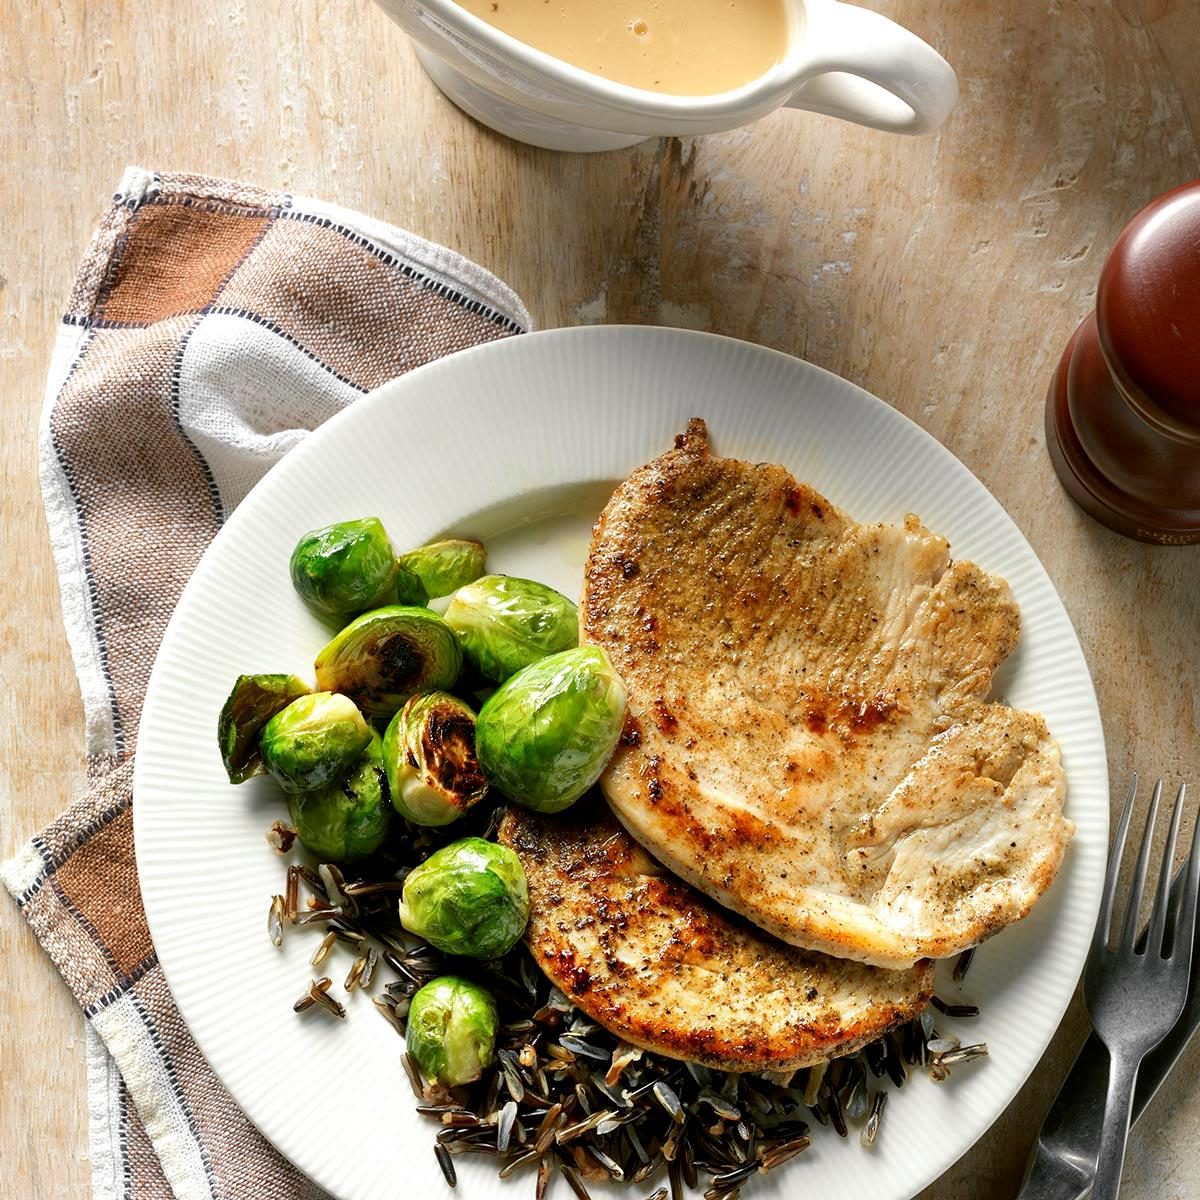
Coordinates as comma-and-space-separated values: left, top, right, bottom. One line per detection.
1, 167, 530, 1200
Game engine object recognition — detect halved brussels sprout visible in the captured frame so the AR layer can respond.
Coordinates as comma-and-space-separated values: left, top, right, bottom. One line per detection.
383, 692, 488, 826
287, 731, 391, 861
313, 605, 462, 722
476, 646, 627, 813
260, 692, 372, 793
217, 673, 311, 783
444, 575, 578, 682
406, 976, 498, 1087
398, 837, 529, 959
396, 538, 487, 601
290, 517, 426, 618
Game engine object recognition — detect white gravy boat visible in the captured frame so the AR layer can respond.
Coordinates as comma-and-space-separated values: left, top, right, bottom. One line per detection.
373, 0, 958, 151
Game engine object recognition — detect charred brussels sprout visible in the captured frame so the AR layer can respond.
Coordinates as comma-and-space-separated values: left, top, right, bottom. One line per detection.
217, 673, 311, 783
259, 692, 372, 793
396, 538, 487, 601
406, 976, 498, 1086
287, 731, 391, 861
383, 692, 488, 827
313, 605, 461, 722
290, 517, 426, 618
444, 575, 578, 682
476, 646, 626, 813
398, 837, 529, 959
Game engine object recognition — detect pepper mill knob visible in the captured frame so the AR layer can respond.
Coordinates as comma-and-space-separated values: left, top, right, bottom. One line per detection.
1046, 180, 1200, 544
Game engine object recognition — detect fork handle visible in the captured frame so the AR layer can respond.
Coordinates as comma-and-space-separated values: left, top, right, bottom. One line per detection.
1091, 1053, 1140, 1200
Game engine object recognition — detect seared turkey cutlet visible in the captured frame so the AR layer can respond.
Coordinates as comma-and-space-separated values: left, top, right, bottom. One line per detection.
499, 800, 933, 1072
582, 419, 1072, 970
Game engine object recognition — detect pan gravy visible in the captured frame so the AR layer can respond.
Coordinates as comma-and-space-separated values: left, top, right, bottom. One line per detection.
454, 0, 789, 96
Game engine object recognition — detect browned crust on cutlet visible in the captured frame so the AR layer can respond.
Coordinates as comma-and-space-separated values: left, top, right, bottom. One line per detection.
499, 801, 933, 1073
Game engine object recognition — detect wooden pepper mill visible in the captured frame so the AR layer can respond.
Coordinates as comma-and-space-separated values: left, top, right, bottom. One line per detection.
1046, 181, 1200, 544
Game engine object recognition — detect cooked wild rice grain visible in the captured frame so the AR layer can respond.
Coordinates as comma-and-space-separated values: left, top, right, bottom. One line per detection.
535, 1157, 552, 1200
931, 995, 980, 1018
558, 1161, 593, 1200
345, 953, 367, 992
285, 864, 300, 922
309, 981, 346, 1019
952, 947, 975, 983
497, 1100, 518, 1153
435, 1141, 458, 1187
310, 931, 337, 968
938, 1043, 989, 1068
860, 1090, 887, 1148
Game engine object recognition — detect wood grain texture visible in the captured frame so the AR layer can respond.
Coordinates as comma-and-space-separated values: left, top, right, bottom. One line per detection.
1, 0, 1197, 1196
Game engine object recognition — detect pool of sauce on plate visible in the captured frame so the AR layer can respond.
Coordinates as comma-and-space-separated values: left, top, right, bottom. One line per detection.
456, 0, 789, 95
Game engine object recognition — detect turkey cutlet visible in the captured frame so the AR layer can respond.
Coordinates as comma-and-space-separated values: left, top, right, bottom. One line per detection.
499, 800, 933, 1072
582, 419, 1072, 969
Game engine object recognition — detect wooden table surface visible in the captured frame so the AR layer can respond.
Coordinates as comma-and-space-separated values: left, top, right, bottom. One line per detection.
3, 1, 1198, 1196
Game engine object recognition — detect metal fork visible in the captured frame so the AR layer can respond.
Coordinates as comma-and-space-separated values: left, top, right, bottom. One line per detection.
1084, 777, 1200, 1200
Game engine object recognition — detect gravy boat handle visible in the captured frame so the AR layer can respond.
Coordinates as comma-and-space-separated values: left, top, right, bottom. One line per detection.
786, 0, 957, 135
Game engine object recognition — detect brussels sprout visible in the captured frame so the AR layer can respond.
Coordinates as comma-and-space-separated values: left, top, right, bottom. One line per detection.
287, 731, 391, 861
444, 575, 578, 682
396, 538, 487, 601
260, 692, 372, 793
217, 673, 311, 783
383, 692, 488, 826
391, 565, 429, 608
406, 976, 498, 1086
398, 837, 529, 958
290, 517, 426, 618
476, 646, 627, 813
314, 605, 462, 722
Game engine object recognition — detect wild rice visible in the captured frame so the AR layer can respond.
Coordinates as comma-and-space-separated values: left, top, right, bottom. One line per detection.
435, 1141, 458, 1188
284, 864, 300, 922
496, 1101, 519, 1153
343, 879, 408, 895
361, 945, 380, 990
652, 1081, 684, 1123
760, 1135, 810, 1172
402, 1051, 424, 1100
318, 863, 348, 909
310, 931, 337, 968
558, 1161, 593, 1200
268, 895, 285, 947
273, 834, 991, 1198
952, 947, 975, 983
859, 1090, 887, 1148
498, 1149, 541, 1179
344, 953, 368, 992
295, 906, 342, 925
931, 995, 980, 1018
309, 980, 346, 1019
801, 1060, 826, 1106
937, 1043, 989, 1068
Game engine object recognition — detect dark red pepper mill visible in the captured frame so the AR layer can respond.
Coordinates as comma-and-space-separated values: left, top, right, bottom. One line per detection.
1046, 181, 1200, 544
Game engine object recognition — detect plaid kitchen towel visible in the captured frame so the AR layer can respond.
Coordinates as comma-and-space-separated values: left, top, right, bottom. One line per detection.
1, 166, 530, 1200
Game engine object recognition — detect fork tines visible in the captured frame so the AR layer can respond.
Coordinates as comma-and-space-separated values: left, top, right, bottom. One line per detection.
1092, 777, 1200, 962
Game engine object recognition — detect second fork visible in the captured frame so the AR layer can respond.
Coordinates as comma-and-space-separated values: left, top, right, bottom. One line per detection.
1084, 777, 1200, 1200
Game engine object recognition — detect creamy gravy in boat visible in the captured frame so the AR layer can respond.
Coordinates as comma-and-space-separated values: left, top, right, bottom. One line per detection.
454, 0, 789, 95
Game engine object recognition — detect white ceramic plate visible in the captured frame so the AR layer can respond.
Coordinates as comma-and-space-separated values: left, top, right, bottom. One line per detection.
135, 327, 1108, 1200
